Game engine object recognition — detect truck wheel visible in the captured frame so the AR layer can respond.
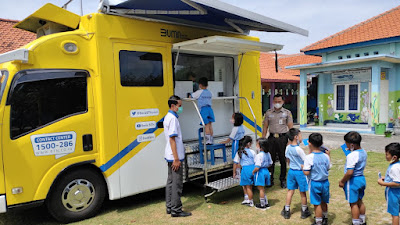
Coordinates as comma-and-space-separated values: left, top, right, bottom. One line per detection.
46, 168, 106, 223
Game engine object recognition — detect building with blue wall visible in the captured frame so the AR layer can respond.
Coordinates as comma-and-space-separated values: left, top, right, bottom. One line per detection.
288, 6, 400, 133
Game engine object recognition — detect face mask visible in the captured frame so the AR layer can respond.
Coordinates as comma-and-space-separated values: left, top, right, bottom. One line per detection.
230, 119, 235, 124
297, 140, 301, 146
274, 103, 282, 109
177, 106, 183, 115
391, 156, 397, 164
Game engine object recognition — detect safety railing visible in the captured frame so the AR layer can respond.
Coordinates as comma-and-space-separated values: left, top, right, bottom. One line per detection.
183, 96, 258, 185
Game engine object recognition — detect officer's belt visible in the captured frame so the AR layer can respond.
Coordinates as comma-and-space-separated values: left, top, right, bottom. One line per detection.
270, 133, 287, 138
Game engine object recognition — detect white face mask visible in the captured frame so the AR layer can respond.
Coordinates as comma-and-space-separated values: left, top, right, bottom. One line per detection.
297, 140, 301, 145
274, 103, 282, 109
230, 119, 235, 124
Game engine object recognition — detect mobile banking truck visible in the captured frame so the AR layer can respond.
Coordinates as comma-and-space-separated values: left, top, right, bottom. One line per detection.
0, 0, 307, 222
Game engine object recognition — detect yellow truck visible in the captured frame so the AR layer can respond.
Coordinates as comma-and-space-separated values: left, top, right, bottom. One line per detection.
0, 0, 307, 222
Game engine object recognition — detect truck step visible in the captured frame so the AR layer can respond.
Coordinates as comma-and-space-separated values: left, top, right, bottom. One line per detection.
206, 177, 240, 192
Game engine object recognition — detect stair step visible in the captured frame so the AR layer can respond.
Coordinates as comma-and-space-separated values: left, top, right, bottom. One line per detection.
206, 177, 240, 192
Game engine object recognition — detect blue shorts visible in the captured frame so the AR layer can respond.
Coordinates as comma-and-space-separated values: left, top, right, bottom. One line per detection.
287, 169, 308, 192
310, 180, 330, 205
343, 176, 366, 203
386, 187, 400, 216
200, 106, 215, 125
254, 167, 271, 186
240, 165, 255, 186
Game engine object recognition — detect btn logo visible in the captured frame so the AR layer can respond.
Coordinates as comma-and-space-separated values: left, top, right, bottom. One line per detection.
135, 121, 156, 130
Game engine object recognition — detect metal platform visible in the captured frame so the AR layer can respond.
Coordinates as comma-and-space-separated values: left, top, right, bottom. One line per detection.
206, 177, 240, 192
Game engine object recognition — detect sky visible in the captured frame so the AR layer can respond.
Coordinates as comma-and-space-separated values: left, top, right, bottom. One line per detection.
1, 0, 399, 54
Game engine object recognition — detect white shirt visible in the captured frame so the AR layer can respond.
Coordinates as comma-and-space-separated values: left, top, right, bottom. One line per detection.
164, 111, 185, 161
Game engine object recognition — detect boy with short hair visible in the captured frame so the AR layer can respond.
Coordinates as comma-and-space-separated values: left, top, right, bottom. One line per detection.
378, 142, 400, 225
303, 133, 331, 225
191, 77, 215, 144
339, 131, 367, 225
281, 128, 311, 219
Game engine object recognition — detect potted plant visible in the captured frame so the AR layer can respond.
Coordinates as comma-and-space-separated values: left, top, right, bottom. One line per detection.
385, 130, 392, 138
314, 113, 319, 126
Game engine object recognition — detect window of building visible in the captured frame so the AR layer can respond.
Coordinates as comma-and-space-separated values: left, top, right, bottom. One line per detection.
334, 83, 360, 112
119, 50, 163, 87
8, 70, 88, 139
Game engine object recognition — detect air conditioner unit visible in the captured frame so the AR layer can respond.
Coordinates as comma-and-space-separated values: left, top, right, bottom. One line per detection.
36, 22, 69, 38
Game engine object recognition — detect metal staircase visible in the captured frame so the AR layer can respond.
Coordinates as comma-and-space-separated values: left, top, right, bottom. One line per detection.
183, 96, 258, 200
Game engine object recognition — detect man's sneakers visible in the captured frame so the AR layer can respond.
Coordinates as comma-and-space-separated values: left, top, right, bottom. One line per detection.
281, 207, 291, 219
255, 203, 270, 211
171, 211, 192, 217
301, 207, 312, 219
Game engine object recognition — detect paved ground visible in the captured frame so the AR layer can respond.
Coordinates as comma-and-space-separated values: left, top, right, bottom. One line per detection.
300, 130, 399, 153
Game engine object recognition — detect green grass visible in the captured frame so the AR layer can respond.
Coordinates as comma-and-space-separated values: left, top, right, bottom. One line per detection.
0, 149, 393, 224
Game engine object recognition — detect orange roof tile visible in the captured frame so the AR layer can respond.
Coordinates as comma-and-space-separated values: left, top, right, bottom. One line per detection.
0, 18, 36, 54
260, 53, 321, 83
302, 5, 400, 52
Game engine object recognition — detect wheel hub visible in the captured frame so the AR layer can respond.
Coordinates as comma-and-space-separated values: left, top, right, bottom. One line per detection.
61, 179, 95, 212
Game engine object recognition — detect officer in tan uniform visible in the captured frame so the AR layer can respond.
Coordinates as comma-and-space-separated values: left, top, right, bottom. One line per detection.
262, 94, 293, 188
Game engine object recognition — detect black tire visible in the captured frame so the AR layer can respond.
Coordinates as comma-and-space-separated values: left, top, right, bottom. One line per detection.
46, 168, 106, 223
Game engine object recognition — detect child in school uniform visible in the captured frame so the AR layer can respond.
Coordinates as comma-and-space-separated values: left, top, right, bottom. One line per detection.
378, 142, 400, 225
233, 135, 256, 207
190, 77, 215, 144
303, 133, 331, 225
252, 138, 273, 210
281, 128, 311, 219
220, 112, 245, 158
339, 131, 367, 225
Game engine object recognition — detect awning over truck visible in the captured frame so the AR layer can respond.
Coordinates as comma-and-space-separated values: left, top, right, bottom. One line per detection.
99, 0, 308, 36
172, 36, 283, 55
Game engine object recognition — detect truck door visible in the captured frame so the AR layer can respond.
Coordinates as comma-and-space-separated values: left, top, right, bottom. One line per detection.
2, 69, 97, 206
113, 43, 171, 197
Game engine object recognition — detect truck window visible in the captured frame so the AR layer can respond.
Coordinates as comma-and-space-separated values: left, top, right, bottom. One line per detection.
9, 71, 87, 139
119, 50, 163, 87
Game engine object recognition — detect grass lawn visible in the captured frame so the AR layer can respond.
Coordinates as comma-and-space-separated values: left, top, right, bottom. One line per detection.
0, 149, 393, 225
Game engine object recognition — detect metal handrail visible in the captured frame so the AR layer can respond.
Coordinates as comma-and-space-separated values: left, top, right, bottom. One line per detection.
183, 96, 258, 185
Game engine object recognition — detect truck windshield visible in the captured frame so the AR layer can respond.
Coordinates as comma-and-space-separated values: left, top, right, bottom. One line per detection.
0, 71, 9, 103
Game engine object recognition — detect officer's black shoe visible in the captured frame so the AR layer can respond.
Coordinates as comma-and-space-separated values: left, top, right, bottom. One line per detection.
166, 208, 171, 214
280, 180, 287, 188
171, 211, 192, 217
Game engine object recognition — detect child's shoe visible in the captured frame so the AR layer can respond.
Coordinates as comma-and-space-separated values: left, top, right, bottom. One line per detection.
301, 207, 312, 219
248, 201, 254, 207
255, 203, 270, 210
241, 199, 250, 205
280, 207, 290, 219
322, 217, 328, 225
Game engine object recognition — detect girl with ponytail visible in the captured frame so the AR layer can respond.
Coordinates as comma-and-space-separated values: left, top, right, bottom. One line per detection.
233, 135, 256, 207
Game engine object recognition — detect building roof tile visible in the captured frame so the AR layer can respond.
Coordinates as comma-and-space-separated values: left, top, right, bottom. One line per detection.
0, 18, 36, 54
302, 5, 400, 52
260, 53, 321, 83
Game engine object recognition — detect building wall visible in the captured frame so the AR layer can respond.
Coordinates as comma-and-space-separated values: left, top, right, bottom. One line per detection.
389, 65, 400, 125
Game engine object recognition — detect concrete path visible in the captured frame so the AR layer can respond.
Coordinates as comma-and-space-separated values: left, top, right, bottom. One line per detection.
300, 130, 400, 153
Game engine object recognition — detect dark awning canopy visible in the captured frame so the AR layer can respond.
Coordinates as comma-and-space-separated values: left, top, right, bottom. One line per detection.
99, 0, 308, 36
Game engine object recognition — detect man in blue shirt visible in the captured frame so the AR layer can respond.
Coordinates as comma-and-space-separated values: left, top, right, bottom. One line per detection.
339, 131, 367, 225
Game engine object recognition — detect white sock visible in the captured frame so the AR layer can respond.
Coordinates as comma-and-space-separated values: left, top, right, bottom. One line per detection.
260, 198, 265, 207
323, 211, 328, 218
359, 214, 366, 223
244, 194, 249, 200
264, 195, 269, 204
315, 217, 323, 225
285, 205, 290, 211
302, 205, 308, 211
352, 219, 361, 225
